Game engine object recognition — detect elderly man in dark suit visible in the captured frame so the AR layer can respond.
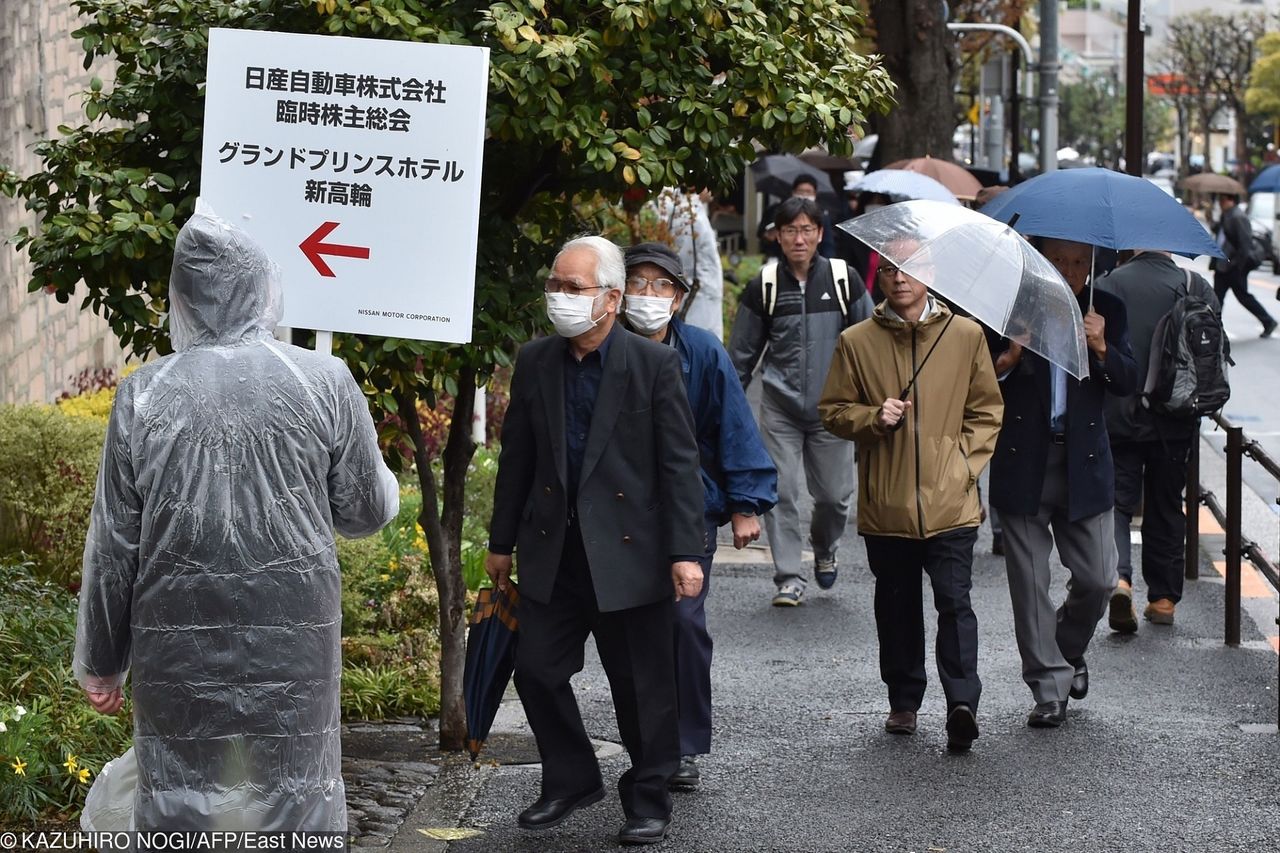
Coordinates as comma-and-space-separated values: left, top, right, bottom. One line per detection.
989, 237, 1138, 729
486, 235, 706, 847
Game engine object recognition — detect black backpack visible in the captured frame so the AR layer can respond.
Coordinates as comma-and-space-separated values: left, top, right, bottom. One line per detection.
1141, 269, 1231, 418
1245, 229, 1269, 272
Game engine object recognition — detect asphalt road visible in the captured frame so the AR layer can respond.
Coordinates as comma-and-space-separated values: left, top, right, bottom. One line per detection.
408, 524, 1279, 853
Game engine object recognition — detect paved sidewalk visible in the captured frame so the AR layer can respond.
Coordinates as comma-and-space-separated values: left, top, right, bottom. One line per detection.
391, 509, 1280, 852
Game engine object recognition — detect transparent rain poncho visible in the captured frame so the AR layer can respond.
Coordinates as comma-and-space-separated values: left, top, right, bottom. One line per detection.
73, 202, 399, 830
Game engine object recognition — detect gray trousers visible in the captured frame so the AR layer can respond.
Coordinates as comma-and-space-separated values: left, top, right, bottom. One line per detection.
759, 393, 854, 587
1001, 445, 1118, 704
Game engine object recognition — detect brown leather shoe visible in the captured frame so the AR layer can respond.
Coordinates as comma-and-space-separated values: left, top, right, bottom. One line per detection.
884, 710, 917, 735
1143, 598, 1176, 625
1109, 579, 1138, 633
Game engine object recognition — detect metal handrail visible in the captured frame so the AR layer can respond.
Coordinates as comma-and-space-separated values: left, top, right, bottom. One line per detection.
1186, 414, 1280, 728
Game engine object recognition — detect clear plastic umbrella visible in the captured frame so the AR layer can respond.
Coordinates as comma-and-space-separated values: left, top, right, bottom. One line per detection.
838, 199, 1088, 379
848, 169, 960, 205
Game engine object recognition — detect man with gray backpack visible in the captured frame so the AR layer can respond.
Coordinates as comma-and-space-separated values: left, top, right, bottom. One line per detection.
1099, 251, 1226, 631
729, 196, 874, 606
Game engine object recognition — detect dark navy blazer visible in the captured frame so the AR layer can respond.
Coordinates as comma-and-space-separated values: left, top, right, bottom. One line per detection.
988, 287, 1139, 522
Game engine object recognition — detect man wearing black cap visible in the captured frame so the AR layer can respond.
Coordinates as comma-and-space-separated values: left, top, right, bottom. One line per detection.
622, 242, 778, 791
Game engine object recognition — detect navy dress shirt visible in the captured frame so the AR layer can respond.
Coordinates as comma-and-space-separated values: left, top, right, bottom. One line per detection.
564, 329, 614, 503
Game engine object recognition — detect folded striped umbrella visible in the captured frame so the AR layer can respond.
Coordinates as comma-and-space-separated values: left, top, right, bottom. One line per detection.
464, 583, 519, 760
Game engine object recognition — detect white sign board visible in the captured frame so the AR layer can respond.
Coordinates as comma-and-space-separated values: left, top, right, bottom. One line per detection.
200, 28, 488, 343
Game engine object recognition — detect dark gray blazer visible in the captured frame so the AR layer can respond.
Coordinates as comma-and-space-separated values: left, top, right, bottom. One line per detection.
489, 325, 706, 612
1097, 253, 1220, 443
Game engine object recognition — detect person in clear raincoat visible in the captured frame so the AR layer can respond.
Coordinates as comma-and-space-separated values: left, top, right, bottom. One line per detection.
73, 203, 399, 830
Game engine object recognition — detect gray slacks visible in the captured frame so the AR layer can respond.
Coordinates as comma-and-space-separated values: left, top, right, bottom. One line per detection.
1001, 445, 1118, 704
759, 392, 854, 587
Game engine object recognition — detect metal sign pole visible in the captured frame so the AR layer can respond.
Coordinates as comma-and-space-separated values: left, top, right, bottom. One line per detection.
315, 330, 333, 355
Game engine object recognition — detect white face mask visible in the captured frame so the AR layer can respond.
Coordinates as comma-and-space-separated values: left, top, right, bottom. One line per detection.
545, 290, 606, 338
624, 295, 675, 335
863, 202, 884, 212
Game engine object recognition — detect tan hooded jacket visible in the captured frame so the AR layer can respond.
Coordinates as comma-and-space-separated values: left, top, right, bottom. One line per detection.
819, 300, 1003, 539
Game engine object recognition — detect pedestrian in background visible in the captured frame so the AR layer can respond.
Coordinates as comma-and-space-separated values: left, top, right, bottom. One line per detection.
651, 187, 726, 340
989, 237, 1138, 729
730, 196, 873, 606
486, 235, 705, 846
622, 241, 777, 793
1211, 192, 1277, 338
819, 245, 1002, 752
1098, 250, 1221, 630
758, 174, 837, 260
75, 205, 399, 830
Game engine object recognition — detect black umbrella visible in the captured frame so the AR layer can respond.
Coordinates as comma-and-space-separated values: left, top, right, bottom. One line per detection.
750, 154, 839, 202
464, 583, 520, 760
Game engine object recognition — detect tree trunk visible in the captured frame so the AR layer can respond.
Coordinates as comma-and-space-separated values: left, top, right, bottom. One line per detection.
398, 367, 478, 752
868, 0, 959, 166
1232, 101, 1251, 178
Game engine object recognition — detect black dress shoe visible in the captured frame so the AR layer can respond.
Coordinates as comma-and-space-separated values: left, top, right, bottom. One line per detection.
668, 755, 700, 791
517, 786, 605, 830
1068, 657, 1089, 700
618, 816, 672, 846
945, 704, 979, 752
1027, 700, 1068, 728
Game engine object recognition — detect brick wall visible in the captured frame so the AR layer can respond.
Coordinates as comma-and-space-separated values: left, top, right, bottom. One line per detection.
0, 1, 123, 404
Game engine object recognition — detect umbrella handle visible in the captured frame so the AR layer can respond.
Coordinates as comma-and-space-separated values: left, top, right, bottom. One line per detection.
887, 386, 912, 433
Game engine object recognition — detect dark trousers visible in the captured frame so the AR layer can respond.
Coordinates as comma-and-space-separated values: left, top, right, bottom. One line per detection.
1113, 439, 1192, 604
673, 517, 718, 756
514, 524, 679, 820
863, 527, 981, 713
1214, 268, 1275, 328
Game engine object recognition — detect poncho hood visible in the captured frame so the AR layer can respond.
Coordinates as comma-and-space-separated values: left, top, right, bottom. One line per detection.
169, 201, 283, 351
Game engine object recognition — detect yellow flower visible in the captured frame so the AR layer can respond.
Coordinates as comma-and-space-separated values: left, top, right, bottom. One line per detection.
379, 573, 390, 582
77, 767, 90, 784
11, 758, 26, 776
64, 754, 78, 774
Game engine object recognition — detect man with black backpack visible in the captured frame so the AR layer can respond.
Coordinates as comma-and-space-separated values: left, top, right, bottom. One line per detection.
1211, 193, 1277, 338
1098, 251, 1225, 631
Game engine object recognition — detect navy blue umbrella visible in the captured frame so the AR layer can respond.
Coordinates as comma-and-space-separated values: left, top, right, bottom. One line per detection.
1250, 164, 1280, 193
464, 583, 519, 760
979, 167, 1224, 259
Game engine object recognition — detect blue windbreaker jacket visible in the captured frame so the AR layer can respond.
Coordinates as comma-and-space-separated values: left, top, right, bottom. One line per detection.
668, 317, 778, 524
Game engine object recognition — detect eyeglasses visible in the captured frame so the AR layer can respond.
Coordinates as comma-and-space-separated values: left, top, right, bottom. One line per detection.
544, 277, 603, 295
779, 225, 819, 238
876, 264, 901, 278
624, 276, 679, 297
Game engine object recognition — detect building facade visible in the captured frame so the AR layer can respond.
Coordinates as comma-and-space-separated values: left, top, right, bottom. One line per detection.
0, 2, 123, 405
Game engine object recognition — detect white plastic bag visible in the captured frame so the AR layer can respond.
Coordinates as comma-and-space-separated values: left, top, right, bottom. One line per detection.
81, 747, 137, 832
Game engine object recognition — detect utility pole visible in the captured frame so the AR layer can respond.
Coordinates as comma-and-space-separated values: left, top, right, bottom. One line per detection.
1039, 0, 1059, 173
1124, 0, 1145, 176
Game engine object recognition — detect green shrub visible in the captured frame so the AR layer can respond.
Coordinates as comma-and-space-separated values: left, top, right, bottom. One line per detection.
0, 562, 132, 827
0, 407, 106, 587
340, 663, 440, 721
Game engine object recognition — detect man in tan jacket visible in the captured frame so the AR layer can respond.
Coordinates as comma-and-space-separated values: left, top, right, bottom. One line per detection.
819, 257, 1002, 752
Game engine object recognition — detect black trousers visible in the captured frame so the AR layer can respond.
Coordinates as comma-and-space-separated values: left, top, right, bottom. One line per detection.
1214, 268, 1275, 328
1112, 439, 1192, 604
863, 527, 982, 714
514, 523, 679, 820
672, 517, 717, 756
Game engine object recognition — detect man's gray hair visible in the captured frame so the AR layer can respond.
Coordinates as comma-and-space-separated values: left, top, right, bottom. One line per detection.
554, 235, 626, 293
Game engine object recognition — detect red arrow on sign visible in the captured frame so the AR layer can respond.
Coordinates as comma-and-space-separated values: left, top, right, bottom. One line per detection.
299, 221, 371, 277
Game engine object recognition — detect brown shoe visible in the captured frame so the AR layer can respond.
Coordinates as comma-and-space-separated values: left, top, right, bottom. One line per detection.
1109, 579, 1138, 633
1143, 598, 1176, 625
885, 710, 917, 735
